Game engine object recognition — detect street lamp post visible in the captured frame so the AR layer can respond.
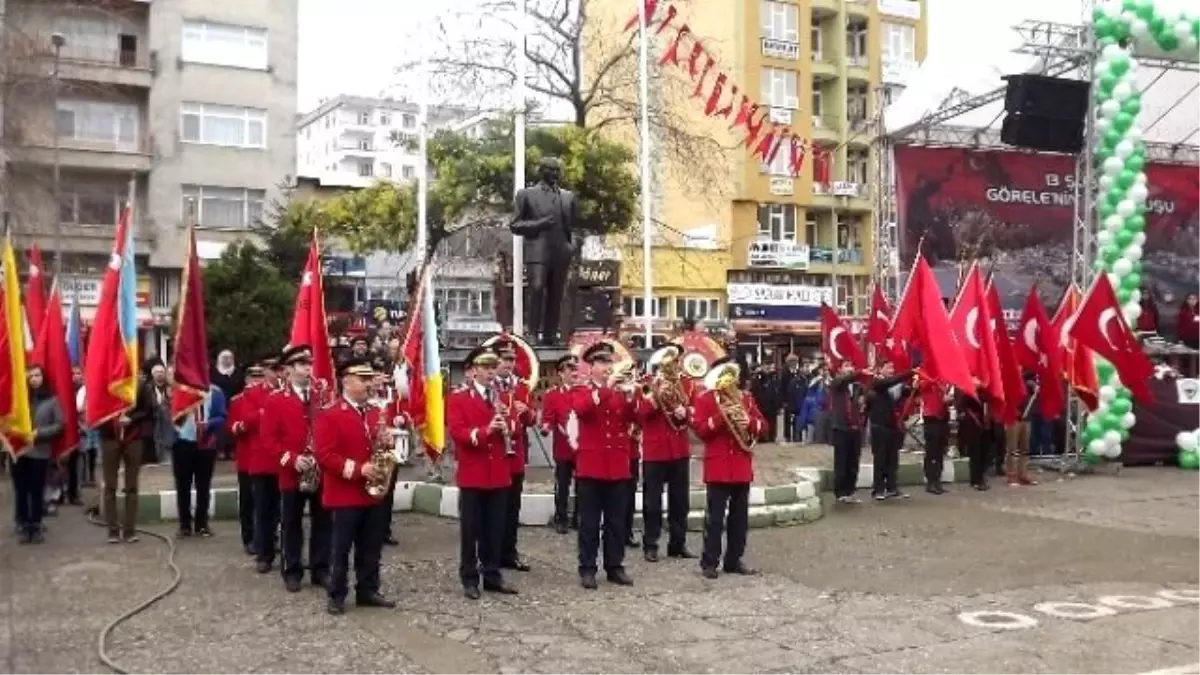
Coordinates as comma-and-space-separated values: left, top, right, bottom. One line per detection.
51, 32, 65, 278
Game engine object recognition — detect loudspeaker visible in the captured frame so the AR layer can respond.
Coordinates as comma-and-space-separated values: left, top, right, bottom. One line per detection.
1003, 74, 1090, 121
1000, 113, 1085, 154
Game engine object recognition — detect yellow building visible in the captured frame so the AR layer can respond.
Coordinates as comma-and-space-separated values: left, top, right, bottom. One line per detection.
588, 0, 927, 357
618, 244, 731, 346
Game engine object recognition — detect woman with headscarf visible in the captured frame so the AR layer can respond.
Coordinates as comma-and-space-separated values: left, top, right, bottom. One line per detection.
1177, 292, 1199, 349
1136, 287, 1160, 334
11, 365, 64, 544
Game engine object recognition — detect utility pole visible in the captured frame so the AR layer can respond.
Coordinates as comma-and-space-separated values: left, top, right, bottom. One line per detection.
51, 32, 66, 277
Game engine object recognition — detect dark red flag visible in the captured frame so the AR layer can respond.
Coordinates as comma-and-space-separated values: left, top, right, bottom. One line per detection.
170, 228, 211, 422
289, 235, 335, 387
983, 280, 1026, 424
23, 245, 46, 351
866, 284, 909, 369
819, 303, 866, 371
32, 282, 80, 460
1068, 274, 1155, 404
1014, 286, 1066, 419
891, 256, 974, 393
948, 263, 1005, 406
1050, 284, 1100, 410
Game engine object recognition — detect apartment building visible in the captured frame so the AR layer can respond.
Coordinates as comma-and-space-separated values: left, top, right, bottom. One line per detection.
295, 95, 471, 188
0, 0, 298, 357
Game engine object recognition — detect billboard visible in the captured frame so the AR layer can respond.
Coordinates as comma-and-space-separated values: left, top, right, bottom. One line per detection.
894, 145, 1199, 336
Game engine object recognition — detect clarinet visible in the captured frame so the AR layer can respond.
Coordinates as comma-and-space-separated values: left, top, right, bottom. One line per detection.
489, 386, 515, 457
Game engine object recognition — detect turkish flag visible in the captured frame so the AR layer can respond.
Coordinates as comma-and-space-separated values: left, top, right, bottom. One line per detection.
32, 284, 80, 460
1014, 286, 1066, 419
866, 284, 909, 369
983, 280, 1026, 424
819, 303, 866, 371
24, 245, 47, 355
1068, 274, 1155, 404
948, 263, 1004, 405
289, 236, 335, 386
1050, 284, 1099, 410
891, 256, 974, 394
813, 147, 832, 185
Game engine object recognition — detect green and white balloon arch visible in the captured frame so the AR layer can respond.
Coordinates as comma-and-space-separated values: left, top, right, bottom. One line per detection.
1083, 0, 1198, 467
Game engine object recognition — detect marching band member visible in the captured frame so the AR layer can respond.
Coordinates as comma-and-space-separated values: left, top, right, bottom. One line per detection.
244, 354, 283, 573
264, 345, 332, 593
636, 345, 695, 562
828, 362, 864, 504
919, 377, 953, 495
623, 394, 641, 551
263, 355, 285, 391
691, 357, 767, 579
446, 346, 518, 599
228, 360, 266, 554
541, 354, 581, 534
313, 357, 396, 615
494, 340, 536, 572
571, 343, 638, 590
866, 361, 916, 501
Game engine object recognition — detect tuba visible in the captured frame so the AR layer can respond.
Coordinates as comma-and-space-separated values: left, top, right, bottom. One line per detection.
705, 363, 756, 454
365, 403, 398, 499
648, 346, 690, 430
297, 383, 322, 494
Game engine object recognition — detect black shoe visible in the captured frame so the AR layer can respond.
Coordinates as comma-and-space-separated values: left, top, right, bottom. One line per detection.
463, 586, 482, 600
554, 522, 569, 535
196, 527, 213, 538
384, 536, 399, 546
668, 549, 697, 559
701, 567, 720, 579
580, 573, 598, 590
356, 593, 396, 608
925, 485, 941, 495
723, 563, 758, 576
501, 559, 531, 572
311, 574, 329, 590
255, 561, 272, 574
17, 529, 32, 545
606, 569, 634, 586
872, 492, 887, 501
177, 527, 193, 538
285, 577, 303, 593
327, 599, 345, 616
972, 483, 990, 492
886, 490, 910, 500
243, 543, 256, 556
643, 550, 659, 563
483, 581, 519, 595
30, 527, 44, 544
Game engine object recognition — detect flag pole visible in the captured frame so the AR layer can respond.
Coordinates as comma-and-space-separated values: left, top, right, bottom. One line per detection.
511, 0, 527, 337
636, 0, 653, 348
416, 17, 431, 266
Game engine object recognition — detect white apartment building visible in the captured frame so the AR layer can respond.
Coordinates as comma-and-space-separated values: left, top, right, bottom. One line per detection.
296, 95, 470, 188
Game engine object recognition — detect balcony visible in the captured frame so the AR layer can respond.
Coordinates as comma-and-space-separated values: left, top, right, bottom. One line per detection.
812, 49, 838, 78
338, 144, 378, 158
811, 114, 841, 141
6, 33, 152, 89
747, 239, 810, 270
812, 180, 873, 211
846, 117, 874, 144
846, 54, 870, 82
760, 37, 801, 62
846, 0, 871, 17
879, 0, 922, 21
6, 131, 153, 173
809, 246, 866, 267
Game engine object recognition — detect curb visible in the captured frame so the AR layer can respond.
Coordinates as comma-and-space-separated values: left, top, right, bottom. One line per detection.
121, 479, 823, 529
793, 458, 971, 492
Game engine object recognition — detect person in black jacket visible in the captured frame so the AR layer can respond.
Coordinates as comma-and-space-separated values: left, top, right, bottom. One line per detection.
750, 363, 783, 443
956, 381, 991, 491
827, 362, 864, 503
781, 355, 806, 442
865, 361, 915, 500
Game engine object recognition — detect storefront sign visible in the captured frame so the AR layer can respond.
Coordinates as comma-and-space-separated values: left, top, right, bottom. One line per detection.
578, 260, 619, 287
726, 283, 833, 307
62, 276, 150, 307
729, 304, 820, 322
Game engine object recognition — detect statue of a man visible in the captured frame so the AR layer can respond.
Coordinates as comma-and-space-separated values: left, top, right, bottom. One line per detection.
509, 157, 579, 346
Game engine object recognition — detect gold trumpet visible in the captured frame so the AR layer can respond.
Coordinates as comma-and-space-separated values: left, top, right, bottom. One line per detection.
713, 366, 755, 454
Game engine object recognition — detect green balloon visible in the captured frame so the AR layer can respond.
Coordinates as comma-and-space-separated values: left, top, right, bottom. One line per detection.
1180, 451, 1200, 471
1120, 428, 1130, 442
1101, 246, 1120, 263
1096, 147, 1114, 163
1094, 259, 1109, 272
1127, 214, 1146, 231
1120, 0, 1136, 12
1096, 361, 1115, 380
1132, 260, 1143, 274
1117, 289, 1132, 304
1158, 33, 1180, 51
1117, 168, 1137, 188
1083, 450, 1103, 466
1098, 73, 1118, 93
1122, 97, 1141, 115
1124, 273, 1141, 289
1110, 58, 1130, 77
1114, 112, 1134, 133
1150, 15, 1166, 33
1098, 202, 1116, 219
1115, 229, 1134, 247
1094, 17, 1115, 37
1192, 18, 1199, 39
1103, 128, 1123, 148
1111, 397, 1132, 415
1106, 189, 1125, 206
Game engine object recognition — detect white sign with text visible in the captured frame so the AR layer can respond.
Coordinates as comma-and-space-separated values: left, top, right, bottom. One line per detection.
726, 283, 834, 307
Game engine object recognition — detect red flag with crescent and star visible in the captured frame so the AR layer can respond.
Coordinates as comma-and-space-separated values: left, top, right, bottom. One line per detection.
948, 263, 1004, 406
819, 303, 866, 371
288, 235, 335, 386
1050, 284, 1099, 410
891, 255, 975, 394
1014, 286, 1065, 419
866, 284, 909, 369
983, 279, 1026, 424
1068, 274, 1155, 404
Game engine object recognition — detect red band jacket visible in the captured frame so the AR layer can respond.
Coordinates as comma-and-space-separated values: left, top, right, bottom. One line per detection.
634, 385, 692, 463
495, 376, 536, 475
690, 389, 767, 485
571, 382, 637, 481
446, 384, 514, 490
313, 397, 383, 509
263, 386, 323, 492
539, 385, 579, 462
228, 383, 273, 476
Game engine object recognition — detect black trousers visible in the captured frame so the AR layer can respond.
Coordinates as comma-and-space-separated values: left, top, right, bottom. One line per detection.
553, 459, 577, 527
783, 409, 799, 442
383, 468, 399, 540
281, 489, 332, 581
251, 474, 281, 564
701, 482, 749, 571
763, 412, 779, 443
642, 458, 689, 554
171, 440, 216, 531
328, 504, 388, 603
501, 473, 525, 564
922, 417, 950, 487
869, 424, 901, 494
623, 458, 639, 541
831, 428, 863, 497
962, 422, 989, 486
12, 456, 49, 528
576, 477, 628, 575
63, 451, 81, 502
458, 487, 506, 588
237, 471, 255, 547
991, 425, 1007, 475
527, 259, 569, 341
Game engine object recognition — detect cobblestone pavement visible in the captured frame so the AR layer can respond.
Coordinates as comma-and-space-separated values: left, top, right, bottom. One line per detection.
2, 467, 1197, 674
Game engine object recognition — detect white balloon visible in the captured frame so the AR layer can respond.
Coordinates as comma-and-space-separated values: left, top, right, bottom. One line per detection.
1125, 244, 1144, 261
1101, 42, 1125, 60
1131, 289, 1142, 304
1112, 257, 1133, 275
1174, 20, 1192, 41
1099, 174, 1115, 191
1112, 82, 1134, 101
1099, 384, 1118, 402
1126, 126, 1144, 143
1116, 200, 1137, 217
1130, 19, 1151, 39
1129, 183, 1149, 204
1123, 303, 1142, 323
1100, 99, 1121, 119
1105, 443, 1122, 458
1120, 11, 1137, 27
1114, 139, 1136, 158
1103, 214, 1124, 231
1121, 412, 1137, 429
1178, 431, 1200, 451
1096, 116, 1113, 133
1103, 156, 1125, 176
1104, 430, 1122, 447
1107, 273, 1122, 289
1097, 230, 1114, 246
1089, 439, 1108, 455
1133, 231, 1147, 246
1184, 34, 1199, 52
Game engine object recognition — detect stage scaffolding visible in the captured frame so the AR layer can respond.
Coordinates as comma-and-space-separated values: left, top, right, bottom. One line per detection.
874, 5, 1200, 468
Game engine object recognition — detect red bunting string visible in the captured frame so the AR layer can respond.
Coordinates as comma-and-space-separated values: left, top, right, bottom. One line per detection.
624, 0, 810, 176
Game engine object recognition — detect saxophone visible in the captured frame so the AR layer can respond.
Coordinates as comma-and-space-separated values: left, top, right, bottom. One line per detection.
365, 404, 397, 499
651, 354, 690, 430
297, 384, 321, 494
714, 369, 756, 454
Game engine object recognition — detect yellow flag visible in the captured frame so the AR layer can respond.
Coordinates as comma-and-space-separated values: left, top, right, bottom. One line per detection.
0, 235, 33, 451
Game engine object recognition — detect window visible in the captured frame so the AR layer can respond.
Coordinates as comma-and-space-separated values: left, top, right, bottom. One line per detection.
435, 288, 492, 317
811, 24, 823, 59
59, 190, 122, 226
357, 111, 371, 125
622, 296, 668, 319
56, 100, 139, 149
181, 21, 267, 70
848, 86, 868, 120
357, 137, 372, 150
811, 88, 824, 117
760, 1, 799, 42
756, 204, 797, 240
54, 16, 130, 66
468, 290, 493, 317
379, 112, 391, 126
181, 103, 266, 148
882, 22, 916, 62
401, 165, 416, 180
358, 161, 373, 177
760, 68, 798, 109
182, 185, 265, 229
675, 297, 719, 321
380, 162, 393, 178
766, 147, 791, 176
846, 25, 868, 62
848, 151, 869, 184
402, 114, 416, 128
882, 84, 906, 106
805, 214, 818, 245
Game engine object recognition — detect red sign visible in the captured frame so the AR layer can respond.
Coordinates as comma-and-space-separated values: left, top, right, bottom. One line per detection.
893, 145, 1199, 332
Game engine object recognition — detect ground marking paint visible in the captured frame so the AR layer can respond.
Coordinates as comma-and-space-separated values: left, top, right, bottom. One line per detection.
956, 587, 1197, 630
957, 611, 1039, 630
1033, 601, 1118, 620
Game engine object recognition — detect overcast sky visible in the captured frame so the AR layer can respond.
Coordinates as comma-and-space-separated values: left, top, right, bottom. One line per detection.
297, 0, 1198, 141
